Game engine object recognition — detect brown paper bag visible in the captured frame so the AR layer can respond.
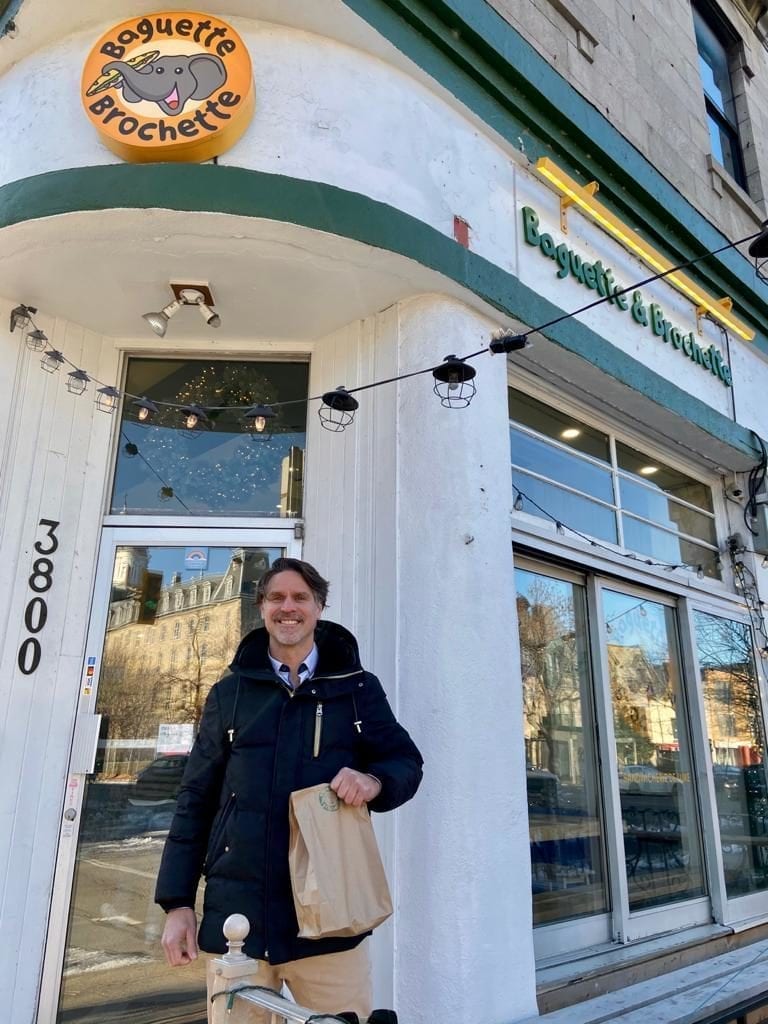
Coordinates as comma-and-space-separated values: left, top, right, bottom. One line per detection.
288, 783, 393, 939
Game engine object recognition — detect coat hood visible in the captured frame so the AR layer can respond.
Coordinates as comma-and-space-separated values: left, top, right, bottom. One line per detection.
229, 618, 363, 678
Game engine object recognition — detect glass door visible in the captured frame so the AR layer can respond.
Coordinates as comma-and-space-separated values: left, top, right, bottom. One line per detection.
42, 528, 300, 1024
515, 562, 612, 956
598, 585, 709, 939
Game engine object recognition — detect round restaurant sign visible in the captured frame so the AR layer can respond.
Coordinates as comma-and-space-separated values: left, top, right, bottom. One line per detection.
81, 11, 254, 163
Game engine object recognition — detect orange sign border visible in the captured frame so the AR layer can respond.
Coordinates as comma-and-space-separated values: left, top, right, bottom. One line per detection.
81, 11, 254, 163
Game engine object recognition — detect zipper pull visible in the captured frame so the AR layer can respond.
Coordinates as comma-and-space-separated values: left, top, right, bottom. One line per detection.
227, 728, 234, 743
313, 702, 323, 758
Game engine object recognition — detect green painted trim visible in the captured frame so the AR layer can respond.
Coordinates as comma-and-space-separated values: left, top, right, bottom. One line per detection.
340, 0, 768, 351
0, 164, 758, 462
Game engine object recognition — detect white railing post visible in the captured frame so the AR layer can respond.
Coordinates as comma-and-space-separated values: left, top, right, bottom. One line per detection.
208, 914, 263, 1024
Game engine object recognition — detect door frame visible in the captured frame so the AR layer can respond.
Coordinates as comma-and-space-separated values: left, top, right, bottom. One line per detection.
38, 524, 302, 1024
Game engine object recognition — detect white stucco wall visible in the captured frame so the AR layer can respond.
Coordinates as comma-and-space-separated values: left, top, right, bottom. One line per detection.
394, 295, 536, 1023
1, 10, 764, 429
0, 300, 120, 1021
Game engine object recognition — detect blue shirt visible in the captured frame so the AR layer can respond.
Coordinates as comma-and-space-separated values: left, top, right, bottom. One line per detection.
268, 643, 319, 690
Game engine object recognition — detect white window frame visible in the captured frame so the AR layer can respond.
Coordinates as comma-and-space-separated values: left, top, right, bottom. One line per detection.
510, 375, 768, 960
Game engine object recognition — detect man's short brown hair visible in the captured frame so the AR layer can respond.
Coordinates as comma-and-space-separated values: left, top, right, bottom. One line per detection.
256, 558, 330, 608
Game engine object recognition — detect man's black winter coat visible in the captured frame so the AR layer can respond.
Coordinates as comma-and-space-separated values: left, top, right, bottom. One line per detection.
155, 619, 423, 964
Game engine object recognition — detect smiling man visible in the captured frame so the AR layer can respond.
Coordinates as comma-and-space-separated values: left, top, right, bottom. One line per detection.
155, 557, 423, 1022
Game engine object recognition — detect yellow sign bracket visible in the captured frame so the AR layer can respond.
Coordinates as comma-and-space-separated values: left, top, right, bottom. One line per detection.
560, 180, 599, 234
535, 157, 755, 341
696, 297, 733, 335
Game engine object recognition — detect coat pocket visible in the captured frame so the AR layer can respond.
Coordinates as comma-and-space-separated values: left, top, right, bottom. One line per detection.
204, 792, 236, 873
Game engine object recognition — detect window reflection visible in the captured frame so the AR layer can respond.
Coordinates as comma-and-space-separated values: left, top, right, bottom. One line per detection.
111, 359, 308, 516
516, 568, 609, 926
603, 591, 705, 910
509, 388, 720, 578
58, 546, 283, 1024
694, 611, 768, 899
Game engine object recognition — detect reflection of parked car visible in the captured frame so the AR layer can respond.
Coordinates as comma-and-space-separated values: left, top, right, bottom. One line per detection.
526, 768, 560, 811
619, 764, 681, 795
713, 765, 742, 796
128, 754, 188, 806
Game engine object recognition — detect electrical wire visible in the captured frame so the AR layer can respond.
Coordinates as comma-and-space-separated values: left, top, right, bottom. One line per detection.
512, 484, 705, 575
12, 219, 768, 421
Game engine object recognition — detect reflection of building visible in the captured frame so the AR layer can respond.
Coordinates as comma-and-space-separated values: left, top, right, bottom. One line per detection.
279, 445, 304, 518
99, 549, 268, 775
702, 663, 763, 766
608, 645, 679, 769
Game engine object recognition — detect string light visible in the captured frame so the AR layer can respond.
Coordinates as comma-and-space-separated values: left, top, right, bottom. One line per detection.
25, 329, 47, 352
244, 404, 276, 440
10, 304, 36, 332
179, 404, 210, 434
66, 369, 90, 395
319, 387, 359, 432
10, 215, 768, 439
40, 350, 65, 374
131, 396, 159, 425
96, 386, 121, 414
432, 355, 477, 408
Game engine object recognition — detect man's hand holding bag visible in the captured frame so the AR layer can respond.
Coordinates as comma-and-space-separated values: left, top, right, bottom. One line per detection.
288, 783, 393, 939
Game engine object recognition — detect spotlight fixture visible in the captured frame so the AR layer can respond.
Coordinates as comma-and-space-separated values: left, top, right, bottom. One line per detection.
25, 329, 48, 351
142, 285, 222, 335
514, 491, 524, 511
192, 296, 221, 328
244, 404, 276, 439
131, 396, 160, 425
10, 304, 37, 333
179, 403, 210, 434
96, 386, 121, 414
66, 369, 90, 395
142, 299, 182, 338
432, 354, 477, 408
41, 350, 65, 374
319, 387, 359, 432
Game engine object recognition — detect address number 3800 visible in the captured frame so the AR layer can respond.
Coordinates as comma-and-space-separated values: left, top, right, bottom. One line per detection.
17, 519, 59, 675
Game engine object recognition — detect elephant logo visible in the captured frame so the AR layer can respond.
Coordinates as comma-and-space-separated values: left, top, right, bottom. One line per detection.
87, 51, 227, 116
81, 13, 255, 163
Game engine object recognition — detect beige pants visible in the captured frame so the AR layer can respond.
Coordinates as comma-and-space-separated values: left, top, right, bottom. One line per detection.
207, 941, 372, 1023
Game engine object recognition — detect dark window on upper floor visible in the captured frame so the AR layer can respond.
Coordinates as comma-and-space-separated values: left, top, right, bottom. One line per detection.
692, 1, 747, 188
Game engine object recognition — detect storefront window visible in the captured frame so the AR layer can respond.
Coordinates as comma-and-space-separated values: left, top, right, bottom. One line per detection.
111, 359, 308, 516
516, 566, 609, 926
603, 590, 706, 910
695, 610, 768, 898
509, 388, 720, 578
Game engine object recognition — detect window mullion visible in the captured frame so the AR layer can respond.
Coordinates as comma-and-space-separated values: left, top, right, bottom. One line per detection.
610, 436, 625, 551
586, 575, 630, 942
679, 597, 728, 924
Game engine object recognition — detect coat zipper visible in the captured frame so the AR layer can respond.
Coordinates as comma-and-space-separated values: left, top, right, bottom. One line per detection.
313, 702, 323, 757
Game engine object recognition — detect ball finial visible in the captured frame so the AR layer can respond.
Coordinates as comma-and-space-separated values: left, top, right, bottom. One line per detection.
222, 914, 251, 962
